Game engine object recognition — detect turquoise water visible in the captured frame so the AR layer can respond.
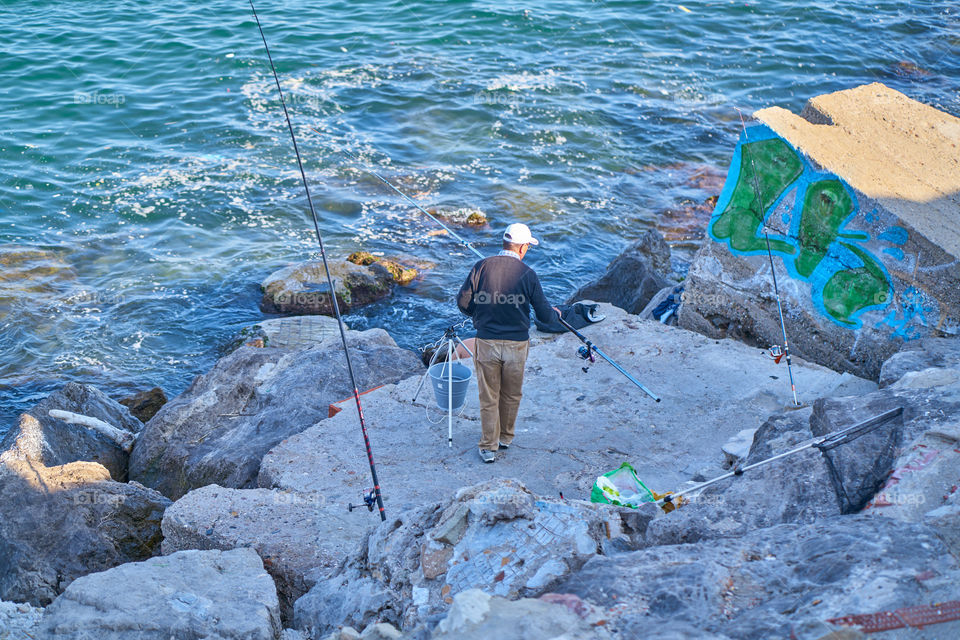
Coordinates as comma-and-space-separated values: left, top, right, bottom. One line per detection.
1, 0, 958, 432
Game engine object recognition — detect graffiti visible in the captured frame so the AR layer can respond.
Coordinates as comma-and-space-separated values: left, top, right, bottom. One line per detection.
710, 125, 895, 329
875, 287, 935, 341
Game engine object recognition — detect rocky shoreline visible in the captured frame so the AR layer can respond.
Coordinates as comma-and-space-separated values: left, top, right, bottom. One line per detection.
2, 83, 959, 639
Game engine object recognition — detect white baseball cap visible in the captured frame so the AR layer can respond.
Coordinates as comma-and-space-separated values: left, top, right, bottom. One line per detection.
503, 223, 539, 246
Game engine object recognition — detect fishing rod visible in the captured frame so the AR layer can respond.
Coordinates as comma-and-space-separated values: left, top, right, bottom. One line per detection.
735, 108, 801, 407
659, 406, 903, 506
558, 316, 661, 402
309, 127, 484, 260
249, 0, 386, 522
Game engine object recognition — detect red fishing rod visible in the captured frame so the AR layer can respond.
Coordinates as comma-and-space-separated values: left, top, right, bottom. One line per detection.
248, 0, 386, 521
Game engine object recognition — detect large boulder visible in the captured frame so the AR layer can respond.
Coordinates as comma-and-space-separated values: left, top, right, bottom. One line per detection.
0, 382, 143, 481
260, 259, 394, 315
679, 84, 960, 380
38, 548, 282, 640
879, 337, 960, 388
293, 479, 648, 637
566, 229, 672, 313
557, 515, 960, 639
0, 455, 170, 606
128, 329, 423, 500
161, 485, 336, 625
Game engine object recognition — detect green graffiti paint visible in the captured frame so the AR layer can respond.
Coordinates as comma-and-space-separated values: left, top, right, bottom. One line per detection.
821, 243, 890, 326
712, 138, 802, 254
795, 179, 855, 277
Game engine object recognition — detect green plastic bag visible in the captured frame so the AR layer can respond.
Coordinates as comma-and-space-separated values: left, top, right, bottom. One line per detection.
590, 462, 655, 508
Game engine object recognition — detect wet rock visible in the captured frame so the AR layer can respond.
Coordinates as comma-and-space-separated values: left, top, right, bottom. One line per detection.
293, 479, 637, 637
348, 252, 420, 286
129, 330, 422, 500
567, 229, 672, 314
680, 84, 960, 380
0, 457, 170, 606
0, 382, 142, 481
879, 337, 960, 388
558, 515, 960, 639
38, 548, 281, 640
118, 386, 167, 423
260, 259, 394, 316
161, 485, 336, 625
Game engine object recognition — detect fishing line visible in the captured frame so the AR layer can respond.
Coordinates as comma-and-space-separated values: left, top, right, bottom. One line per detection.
736, 107, 800, 406
248, 0, 387, 521
309, 126, 484, 260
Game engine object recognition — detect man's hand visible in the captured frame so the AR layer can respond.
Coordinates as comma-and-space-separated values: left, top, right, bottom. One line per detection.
553, 306, 562, 319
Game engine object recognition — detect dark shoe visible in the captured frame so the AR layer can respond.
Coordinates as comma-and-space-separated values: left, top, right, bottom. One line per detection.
479, 448, 496, 463
498, 441, 510, 450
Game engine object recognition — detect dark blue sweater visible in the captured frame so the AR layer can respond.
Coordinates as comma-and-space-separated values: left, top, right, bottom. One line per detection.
456, 255, 554, 341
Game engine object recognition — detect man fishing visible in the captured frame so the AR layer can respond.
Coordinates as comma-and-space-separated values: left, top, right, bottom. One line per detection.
457, 223, 560, 463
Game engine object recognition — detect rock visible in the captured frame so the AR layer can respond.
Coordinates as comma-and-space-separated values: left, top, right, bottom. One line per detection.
260, 259, 394, 316
879, 337, 960, 388
721, 428, 757, 468
348, 252, 420, 286
0, 458, 170, 606
863, 426, 960, 524
358, 622, 403, 639
557, 515, 960, 639
0, 245, 76, 321
129, 330, 423, 500
0, 599, 44, 640
293, 479, 636, 636
566, 229, 672, 313
234, 315, 347, 351
38, 548, 281, 640
0, 382, 142, 481
118, 387, 167, 423
161, 485, 338, 625
429, 588, 603, 640
925, 504, 960, 559
680, 84, 960, 380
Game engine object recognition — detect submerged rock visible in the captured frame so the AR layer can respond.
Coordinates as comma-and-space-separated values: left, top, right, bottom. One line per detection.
348, 252, 420, 286
680, 84, 960, 380
129, 329, 422, 500
0, 382, 142, 481
0, 457, 170, 606
38, 548, 281, 640
567, 229, 672, 314
260, 259, 394, 316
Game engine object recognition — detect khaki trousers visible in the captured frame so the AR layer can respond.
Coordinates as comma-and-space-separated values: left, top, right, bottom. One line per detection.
474, 338, 530, 451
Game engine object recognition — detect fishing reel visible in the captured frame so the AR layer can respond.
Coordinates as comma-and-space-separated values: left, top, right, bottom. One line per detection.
768, 344, 784, 364
348, 489, 377, 513
577, 345, 595, 373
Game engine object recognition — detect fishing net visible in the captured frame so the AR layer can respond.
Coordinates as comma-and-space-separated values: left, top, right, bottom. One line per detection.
591, 462, 655, 508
